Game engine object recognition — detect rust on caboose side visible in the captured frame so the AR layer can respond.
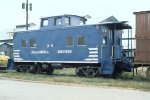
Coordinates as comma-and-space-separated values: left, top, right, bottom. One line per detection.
134, 11, 150, 64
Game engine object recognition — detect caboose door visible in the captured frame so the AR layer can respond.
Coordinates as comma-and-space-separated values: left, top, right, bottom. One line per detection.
101, 35, 111, 59
100, 29, 115, 75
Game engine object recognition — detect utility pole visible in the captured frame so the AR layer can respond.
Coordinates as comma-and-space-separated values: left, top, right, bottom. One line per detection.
22, 0, 32, 30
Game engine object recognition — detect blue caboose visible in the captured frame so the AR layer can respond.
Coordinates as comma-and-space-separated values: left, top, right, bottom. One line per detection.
13, 14, 132, 76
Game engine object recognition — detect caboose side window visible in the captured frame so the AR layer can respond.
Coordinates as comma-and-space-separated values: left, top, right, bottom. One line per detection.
80, 19, 85, 25
54, 17, 61, 25
30, 38, 37, 47
78, 36, 86, 46
65, 17, 71, 25
66, 37, 73, 47
42, 19, 48, 27
22, 40, 27, 47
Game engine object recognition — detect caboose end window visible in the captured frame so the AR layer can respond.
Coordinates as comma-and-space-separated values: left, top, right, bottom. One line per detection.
102, 36, 107, 45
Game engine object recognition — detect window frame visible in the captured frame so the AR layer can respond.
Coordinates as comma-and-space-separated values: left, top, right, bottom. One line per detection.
22, 40, 27, 47
102, 36, 107, 45
30, 38, 37, 48
41, 19, 49, 27
54, 17, 62, 26
80, 19, 85, 25
77, 36, 86, 46
66, 36, 74, 47
64, 17, 71, 25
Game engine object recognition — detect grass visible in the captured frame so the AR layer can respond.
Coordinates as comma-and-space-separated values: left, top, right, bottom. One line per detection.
0, 68, 150, 91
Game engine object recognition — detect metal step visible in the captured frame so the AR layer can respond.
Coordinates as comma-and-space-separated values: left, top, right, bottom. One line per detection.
100, 59, 114, 75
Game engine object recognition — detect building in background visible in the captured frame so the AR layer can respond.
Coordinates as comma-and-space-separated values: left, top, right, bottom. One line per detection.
0, 41, 13, 59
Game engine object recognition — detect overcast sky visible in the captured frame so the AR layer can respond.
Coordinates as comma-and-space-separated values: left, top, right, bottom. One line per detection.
0, 0, 150, 38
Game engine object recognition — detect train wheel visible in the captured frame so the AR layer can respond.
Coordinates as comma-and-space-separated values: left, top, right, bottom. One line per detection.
46, 65, 54, 75
75, 68, 84, 76
28, 65, 37, 74
22, 66, 28, 73
83, 68, 99, 77
16, 65, 21, 72
16, 65, 28, 73
146, 67, 150, 80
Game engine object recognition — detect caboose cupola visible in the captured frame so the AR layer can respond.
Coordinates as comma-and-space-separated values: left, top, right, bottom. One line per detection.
40, 14, 87, 30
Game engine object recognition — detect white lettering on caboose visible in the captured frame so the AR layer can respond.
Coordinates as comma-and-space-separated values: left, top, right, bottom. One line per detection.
31, 50, 49, 54
57, 50, 72, 54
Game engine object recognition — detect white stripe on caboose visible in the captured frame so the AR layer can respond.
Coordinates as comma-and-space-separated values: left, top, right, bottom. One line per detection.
89, 51, 98, 54
13, 53, 19, 55
88, 55, 98, 57
84, 58, 98, 61
14, 58, 23, 61
14, 50, 20, 52
88, 48, 98, 51
14, 55, 20, 58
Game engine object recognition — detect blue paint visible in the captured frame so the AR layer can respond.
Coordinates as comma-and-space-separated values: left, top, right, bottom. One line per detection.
13, 15, 132, 75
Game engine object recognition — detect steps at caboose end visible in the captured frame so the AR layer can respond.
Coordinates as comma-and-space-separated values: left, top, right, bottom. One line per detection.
100, 59, 114, 75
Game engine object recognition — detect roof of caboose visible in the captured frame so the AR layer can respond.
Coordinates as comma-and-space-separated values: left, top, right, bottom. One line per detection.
99, 15, 131, 30
100, 16, 119, 23
41, 14, 87, 21
99, 21, 132, 30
